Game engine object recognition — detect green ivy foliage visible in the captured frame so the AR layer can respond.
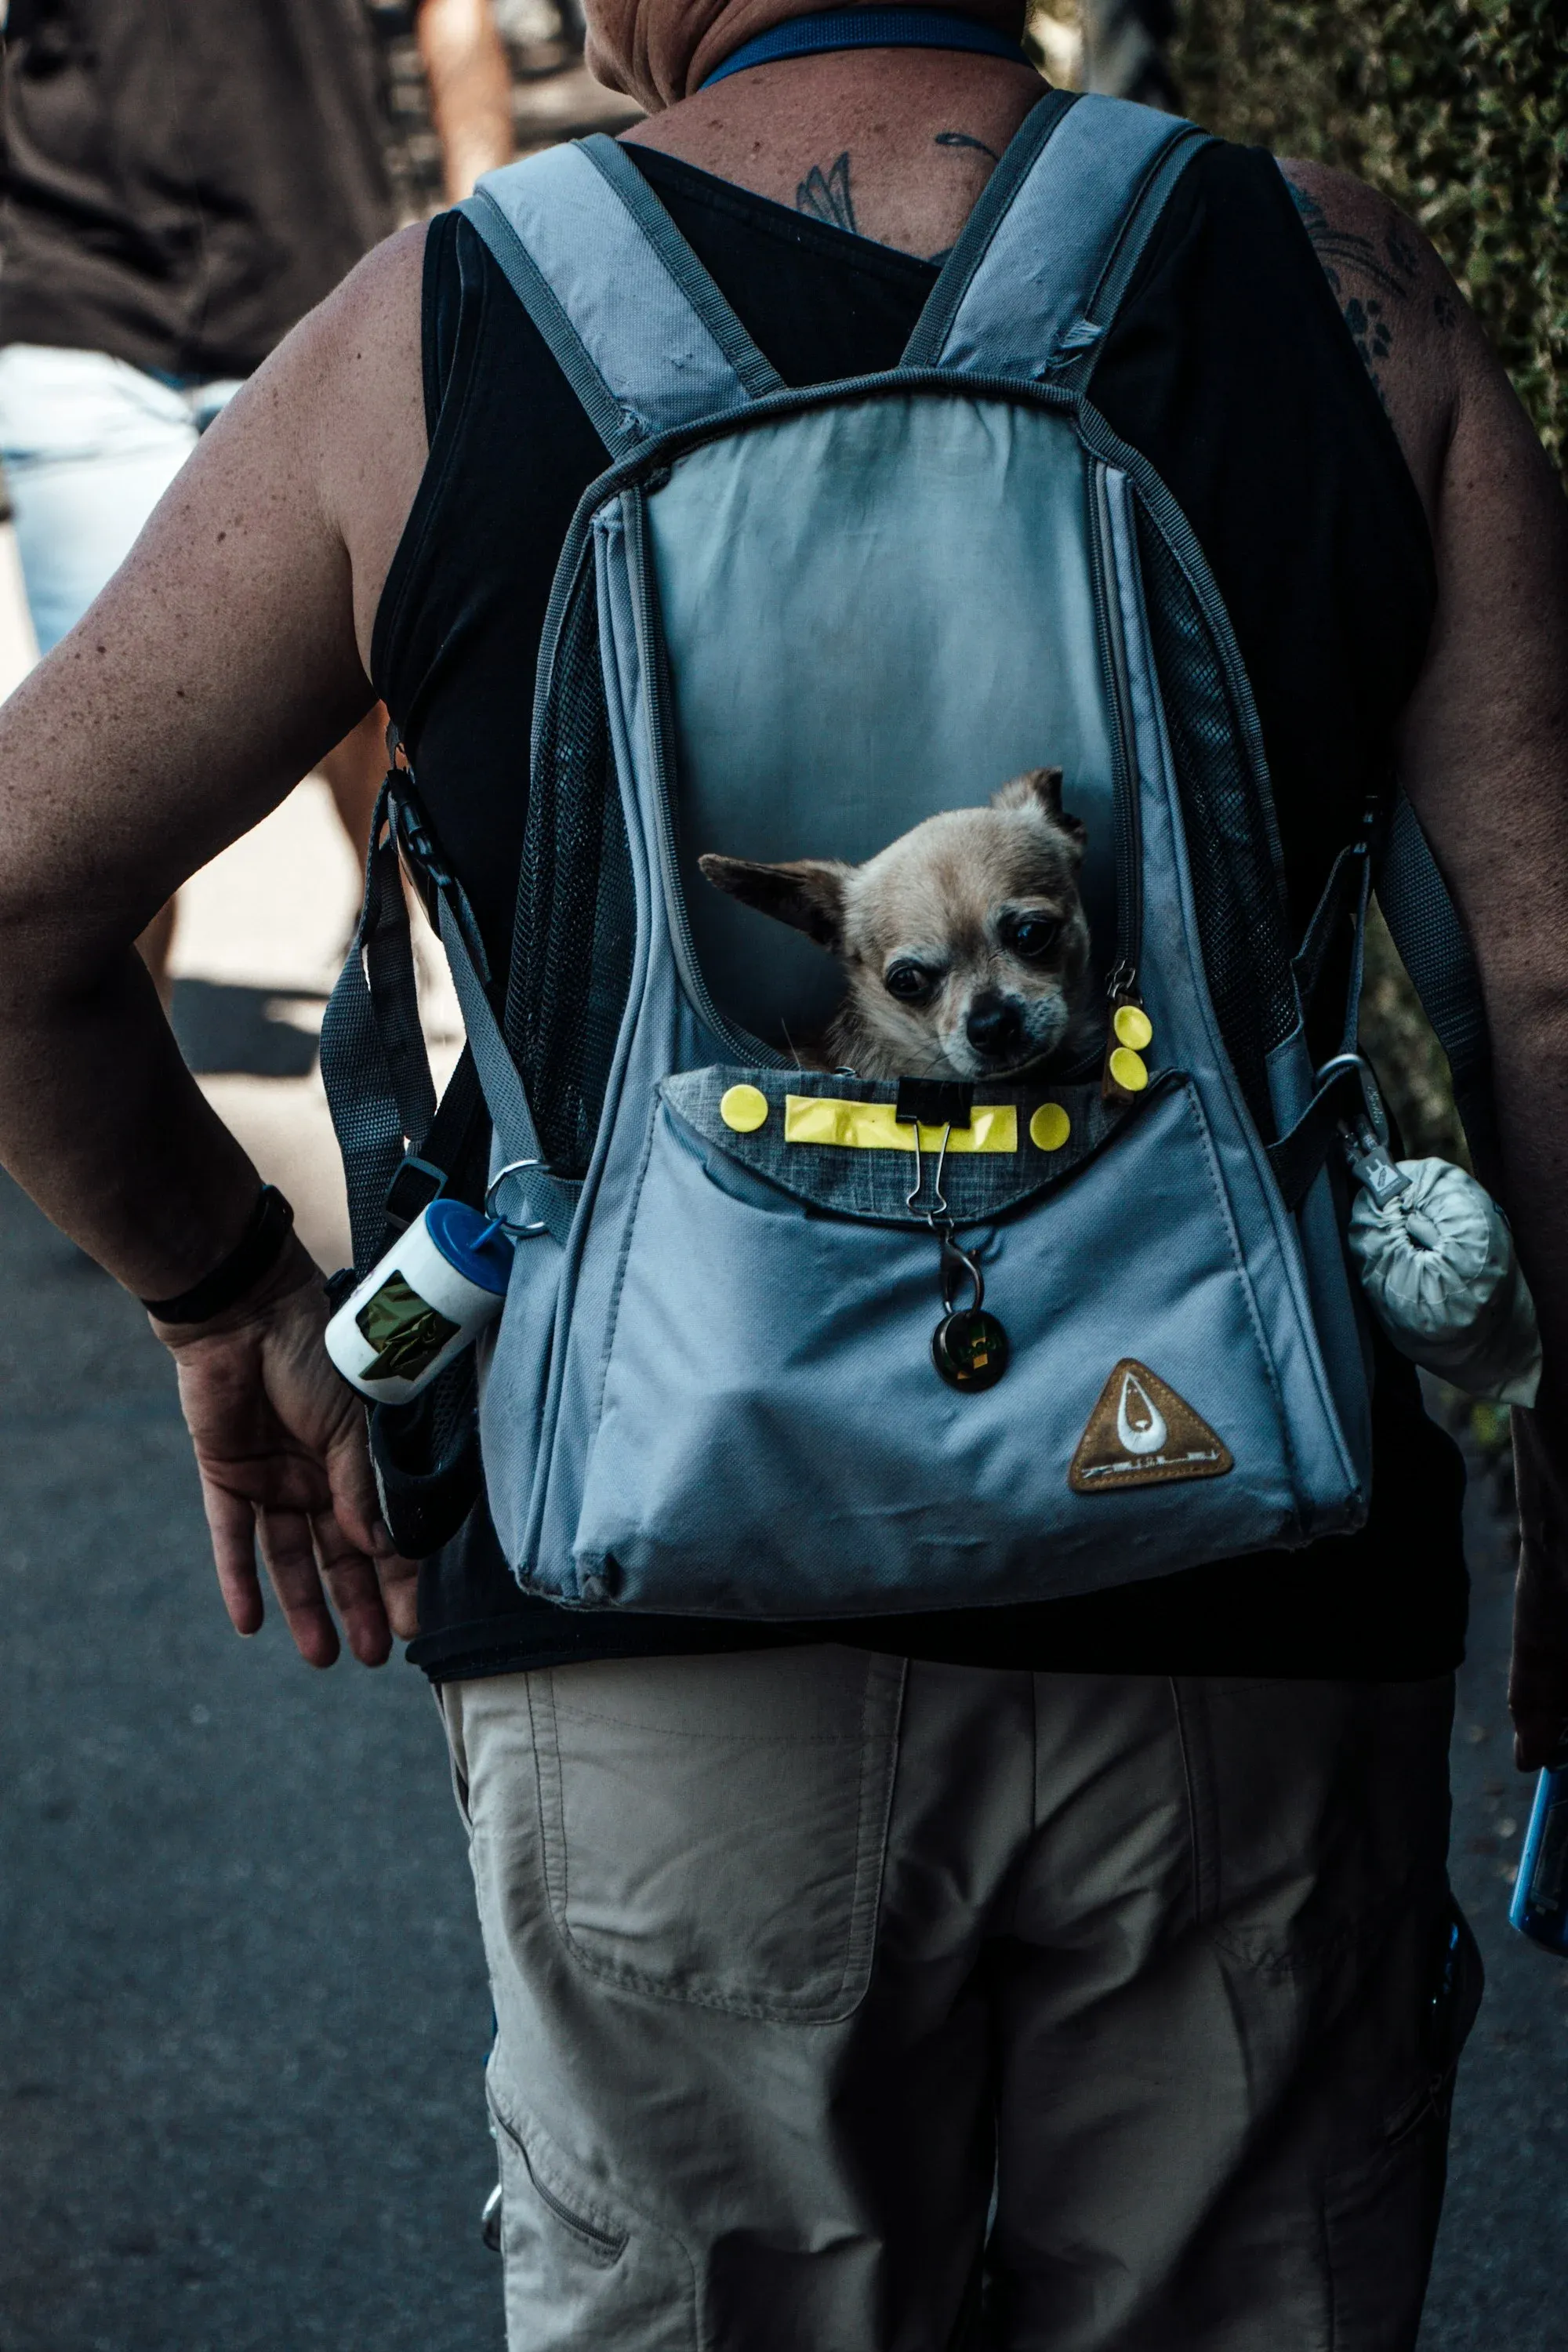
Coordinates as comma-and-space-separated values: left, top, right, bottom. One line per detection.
1171, 0, 1568, 474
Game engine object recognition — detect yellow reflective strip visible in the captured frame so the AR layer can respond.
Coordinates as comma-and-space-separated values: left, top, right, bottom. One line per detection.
782, 1098, 1018, 1152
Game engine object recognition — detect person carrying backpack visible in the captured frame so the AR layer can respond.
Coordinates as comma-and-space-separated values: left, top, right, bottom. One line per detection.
1, 2, 1566, 2342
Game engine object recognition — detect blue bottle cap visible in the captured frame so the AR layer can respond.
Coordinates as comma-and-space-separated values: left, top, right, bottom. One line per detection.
423, 1197, 515, 1295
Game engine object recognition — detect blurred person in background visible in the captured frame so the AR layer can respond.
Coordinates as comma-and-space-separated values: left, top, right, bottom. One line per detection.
1079, 0, 1178, 108
0, 0, 514, 987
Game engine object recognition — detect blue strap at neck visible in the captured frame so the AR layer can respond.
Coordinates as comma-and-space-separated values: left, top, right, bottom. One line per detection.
698, 8, 1029, 89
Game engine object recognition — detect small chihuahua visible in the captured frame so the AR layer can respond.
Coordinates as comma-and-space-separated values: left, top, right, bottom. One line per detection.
699, 767, 1094, 1081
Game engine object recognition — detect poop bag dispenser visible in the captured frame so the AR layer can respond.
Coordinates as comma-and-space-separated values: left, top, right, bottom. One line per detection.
1347, 1148, 1541, 1406
326, 1198, 515, 1405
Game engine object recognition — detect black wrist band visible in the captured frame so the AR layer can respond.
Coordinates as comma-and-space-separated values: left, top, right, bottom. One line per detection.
141, 1185, 296, 1323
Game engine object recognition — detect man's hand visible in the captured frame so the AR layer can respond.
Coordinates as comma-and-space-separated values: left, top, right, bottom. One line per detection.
154, 1243, 418, 1668
1511, 1401, 1568, 1770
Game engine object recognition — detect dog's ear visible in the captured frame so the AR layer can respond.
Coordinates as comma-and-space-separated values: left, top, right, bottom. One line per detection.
698, 853, 850, 951
993, 765, 1064, 816
993, 767, 1086, 855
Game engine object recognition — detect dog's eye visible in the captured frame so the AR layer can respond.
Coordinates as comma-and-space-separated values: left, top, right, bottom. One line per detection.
1006, 916, 1062, 963
884, 961, 935, 1003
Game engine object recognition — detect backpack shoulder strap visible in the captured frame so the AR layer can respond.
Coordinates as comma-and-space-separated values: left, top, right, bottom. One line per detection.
459, 134, 783, 459
1375, 790, 1501, 1185
905, 92, 1210, 387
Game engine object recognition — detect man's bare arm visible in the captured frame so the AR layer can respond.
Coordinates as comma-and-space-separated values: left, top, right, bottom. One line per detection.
1287, 165, 1568, 1764
0, 228, 429, 1666
0, 228, 426, 1294
1394, 270, 1568, 1769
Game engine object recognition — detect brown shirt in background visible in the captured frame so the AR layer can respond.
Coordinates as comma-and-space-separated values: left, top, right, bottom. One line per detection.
0, 0, 396, 379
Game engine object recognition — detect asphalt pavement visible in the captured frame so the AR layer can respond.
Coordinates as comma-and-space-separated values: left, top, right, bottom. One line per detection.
0, 1173, 500, 2352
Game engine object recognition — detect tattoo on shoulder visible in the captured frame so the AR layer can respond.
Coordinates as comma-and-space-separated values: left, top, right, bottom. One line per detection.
797, 152, 857, 234
1286, 176, 1423, 401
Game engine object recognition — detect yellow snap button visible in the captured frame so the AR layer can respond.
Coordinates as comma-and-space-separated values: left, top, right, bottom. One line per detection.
720, 1083, 769, 1134
1112, 1003, 1153, 1051
1108, 1046, 1149, 1093
1029, 1102, 1071, 1152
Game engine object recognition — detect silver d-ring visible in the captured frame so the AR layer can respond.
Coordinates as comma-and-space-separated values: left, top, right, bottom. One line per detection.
485, 1159, 550, 1240
1314, 1051, 1388, 1145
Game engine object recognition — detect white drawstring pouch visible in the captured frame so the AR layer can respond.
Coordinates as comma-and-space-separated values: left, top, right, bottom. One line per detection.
1348, 1156, 1541, 1406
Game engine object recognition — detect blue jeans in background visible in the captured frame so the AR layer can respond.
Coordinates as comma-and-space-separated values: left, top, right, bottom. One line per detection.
0, 343, 243, 652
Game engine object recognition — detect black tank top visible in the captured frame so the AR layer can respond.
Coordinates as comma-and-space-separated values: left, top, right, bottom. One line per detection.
375, 140, 1468, 1685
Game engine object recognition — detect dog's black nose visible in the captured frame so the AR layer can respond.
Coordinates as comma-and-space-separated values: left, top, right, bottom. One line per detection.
966, 993, 1023, 1058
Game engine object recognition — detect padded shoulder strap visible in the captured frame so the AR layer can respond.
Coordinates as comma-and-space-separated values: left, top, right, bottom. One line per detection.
461, 135, 782, 459
907, 93, 1210, 387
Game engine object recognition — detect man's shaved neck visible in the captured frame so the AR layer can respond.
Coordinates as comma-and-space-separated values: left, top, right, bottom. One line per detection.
621, 51, 1046, 264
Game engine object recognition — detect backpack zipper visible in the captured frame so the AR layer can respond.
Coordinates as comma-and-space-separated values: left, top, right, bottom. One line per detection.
1089, 462, 1151, 1101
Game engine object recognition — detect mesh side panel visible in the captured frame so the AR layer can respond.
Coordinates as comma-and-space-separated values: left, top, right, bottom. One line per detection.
503, 553, 636, 1180
1135, 510, 1296, 1142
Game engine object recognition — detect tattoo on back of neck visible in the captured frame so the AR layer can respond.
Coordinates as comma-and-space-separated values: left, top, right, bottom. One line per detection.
935, 129, 1000, 163
797, 152, 857, 234
794, 128, 1003, 251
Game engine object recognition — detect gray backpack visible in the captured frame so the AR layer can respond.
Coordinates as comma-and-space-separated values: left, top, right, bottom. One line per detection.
322, 92, 1495, 1617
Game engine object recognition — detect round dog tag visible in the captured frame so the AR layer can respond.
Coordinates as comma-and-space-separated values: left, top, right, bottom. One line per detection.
932, 1307, 1010, 1392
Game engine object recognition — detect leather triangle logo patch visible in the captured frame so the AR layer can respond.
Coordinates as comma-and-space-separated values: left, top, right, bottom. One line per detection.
1069, 1360, 1233, 1494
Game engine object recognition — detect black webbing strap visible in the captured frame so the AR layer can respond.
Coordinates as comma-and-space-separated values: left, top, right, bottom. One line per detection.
320, 780, 436, 1270
316, 773, 496, 1555
321, 776, 496, 1273
376, 1044, 486, 1247
1265, 834, 1374, 1210
1267, 1062, 1369, 1211
1375, 790, 1501, 1189
365, 1046, 492, 1559
1263, 790, 1500, 1210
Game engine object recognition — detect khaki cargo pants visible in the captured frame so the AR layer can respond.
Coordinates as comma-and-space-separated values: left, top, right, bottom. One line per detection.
440, 1653, 1478, 2351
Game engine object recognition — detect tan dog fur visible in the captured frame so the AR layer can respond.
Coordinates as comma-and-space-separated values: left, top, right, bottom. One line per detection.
699, 767, 1094, 1080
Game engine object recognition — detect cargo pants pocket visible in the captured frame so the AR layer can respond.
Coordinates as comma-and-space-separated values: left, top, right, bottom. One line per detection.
529, 1645, 906, 2020
487, 2061, 695, 2352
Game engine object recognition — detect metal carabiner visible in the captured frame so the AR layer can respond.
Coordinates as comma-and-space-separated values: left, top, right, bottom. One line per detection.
1316, 1052, 1410, 1206
1314, 1050, 1390, 1145
484, 1158, 551, 1240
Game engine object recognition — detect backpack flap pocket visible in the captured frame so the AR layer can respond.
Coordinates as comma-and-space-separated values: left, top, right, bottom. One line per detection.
571, 1066, 1319, 1618
663, 1068, 1138, 1227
